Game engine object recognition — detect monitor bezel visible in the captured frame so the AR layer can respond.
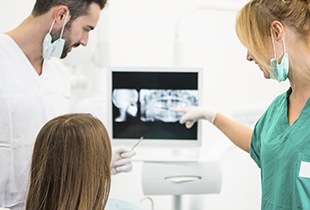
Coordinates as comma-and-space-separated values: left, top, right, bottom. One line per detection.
107, 66, 202, 148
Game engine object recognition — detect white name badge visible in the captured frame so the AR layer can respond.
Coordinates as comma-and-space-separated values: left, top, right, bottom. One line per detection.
299, 161, 310, 178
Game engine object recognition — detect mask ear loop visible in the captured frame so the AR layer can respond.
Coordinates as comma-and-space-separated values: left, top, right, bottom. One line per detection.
270, 28, 287, 58
270, 28, 277, 59
282, 36, 286, 54
59, 12, 69, 39
48, 19, 56, 34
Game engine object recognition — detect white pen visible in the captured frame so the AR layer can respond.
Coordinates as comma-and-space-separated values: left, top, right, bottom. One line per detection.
131, 137, 144, 151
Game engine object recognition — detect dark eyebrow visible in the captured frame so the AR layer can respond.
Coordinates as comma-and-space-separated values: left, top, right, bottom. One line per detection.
86, 25, 95, 31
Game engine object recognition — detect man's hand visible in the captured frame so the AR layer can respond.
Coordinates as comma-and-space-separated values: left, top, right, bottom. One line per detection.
111, 145, 136, 175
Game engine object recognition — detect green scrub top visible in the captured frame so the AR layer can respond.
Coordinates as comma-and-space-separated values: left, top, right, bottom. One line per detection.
251, 88, 310, 210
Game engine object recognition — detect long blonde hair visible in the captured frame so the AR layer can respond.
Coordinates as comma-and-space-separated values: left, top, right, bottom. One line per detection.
26, 113, 112, 210
235, 0, 310, 71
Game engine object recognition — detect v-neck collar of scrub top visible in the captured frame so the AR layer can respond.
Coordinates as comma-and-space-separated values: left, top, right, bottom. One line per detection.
0, 33, 70, 101
283, 87, 310, 128
1, 34, 50, 86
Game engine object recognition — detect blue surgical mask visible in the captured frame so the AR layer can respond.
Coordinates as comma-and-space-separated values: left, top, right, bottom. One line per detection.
269, 29, 289, 82
43, 13, 68, 59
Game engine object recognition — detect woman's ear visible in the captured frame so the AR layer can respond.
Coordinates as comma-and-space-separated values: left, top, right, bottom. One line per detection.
271, 20, 285, 41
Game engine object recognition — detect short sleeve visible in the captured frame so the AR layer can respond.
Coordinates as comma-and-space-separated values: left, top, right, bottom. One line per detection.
250, 119, 263, 168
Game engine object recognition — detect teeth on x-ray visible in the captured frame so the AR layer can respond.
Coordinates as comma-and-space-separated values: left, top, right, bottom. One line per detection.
112, 89, 198, 123
112, 89, 139, 122
140, 89, 198, 122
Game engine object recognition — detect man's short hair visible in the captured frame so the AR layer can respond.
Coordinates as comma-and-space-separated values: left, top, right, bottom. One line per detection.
32, 0, 107, 20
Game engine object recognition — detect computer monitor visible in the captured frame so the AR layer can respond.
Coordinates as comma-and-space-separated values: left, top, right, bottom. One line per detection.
108, 67, 202, 161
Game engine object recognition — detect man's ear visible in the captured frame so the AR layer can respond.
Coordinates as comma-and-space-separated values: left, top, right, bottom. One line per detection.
271, 20, 285, 41
53, 5, 70, 25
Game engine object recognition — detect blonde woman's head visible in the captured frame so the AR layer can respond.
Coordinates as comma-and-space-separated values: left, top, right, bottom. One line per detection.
235, 0, 310, 74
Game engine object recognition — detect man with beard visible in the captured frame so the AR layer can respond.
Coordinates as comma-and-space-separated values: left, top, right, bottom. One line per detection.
0, 1, 135, 209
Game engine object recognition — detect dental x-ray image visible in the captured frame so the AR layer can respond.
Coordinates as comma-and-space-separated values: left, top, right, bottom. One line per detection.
140, 89, 198, 122
111, 69, 199, 140
112, 89, 198, 123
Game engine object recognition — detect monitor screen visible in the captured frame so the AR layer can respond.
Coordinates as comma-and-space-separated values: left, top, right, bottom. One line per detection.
108, 67, 202, 148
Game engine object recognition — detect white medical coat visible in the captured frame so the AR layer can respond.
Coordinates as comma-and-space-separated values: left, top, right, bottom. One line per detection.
0, 34, 70, 209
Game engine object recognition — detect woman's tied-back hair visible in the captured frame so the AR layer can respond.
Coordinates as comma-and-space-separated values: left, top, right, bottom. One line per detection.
235, 0, 310, 70
26, 113, 112, 210
32, 0, 107, 21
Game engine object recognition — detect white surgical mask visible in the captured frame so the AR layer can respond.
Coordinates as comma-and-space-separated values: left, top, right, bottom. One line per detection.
43, 13, 69, 59
269, 29, 289, 82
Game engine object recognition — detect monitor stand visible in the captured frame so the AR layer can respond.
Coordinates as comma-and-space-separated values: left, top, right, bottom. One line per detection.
173, 195, 182, 210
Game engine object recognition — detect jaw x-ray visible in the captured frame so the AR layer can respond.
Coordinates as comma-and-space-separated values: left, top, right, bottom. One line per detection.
140, 89, 198, 122
111, 69, 200, 140
112, 89, 198, 123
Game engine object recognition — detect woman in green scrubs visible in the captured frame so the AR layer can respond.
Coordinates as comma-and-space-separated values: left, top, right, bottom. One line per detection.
172, 0, 310, 209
